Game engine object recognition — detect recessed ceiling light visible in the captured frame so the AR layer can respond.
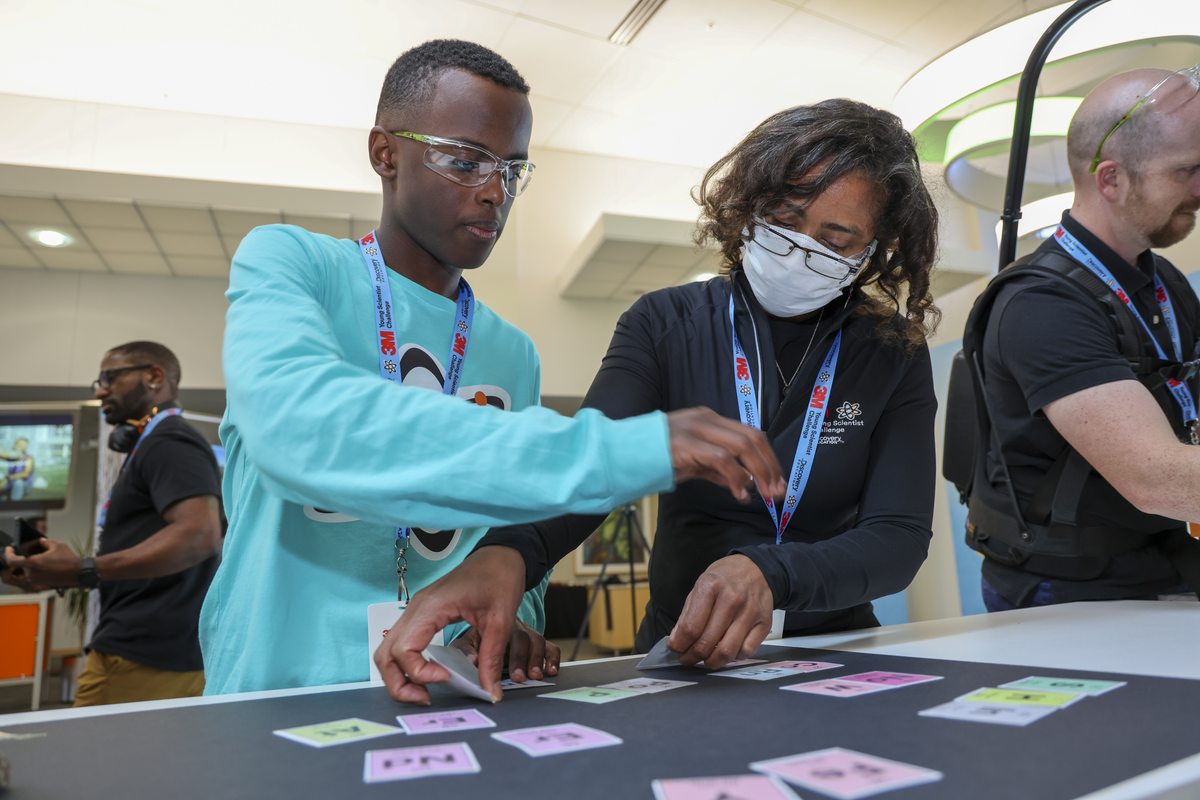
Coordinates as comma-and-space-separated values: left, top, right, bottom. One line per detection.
31, 229, 71, 248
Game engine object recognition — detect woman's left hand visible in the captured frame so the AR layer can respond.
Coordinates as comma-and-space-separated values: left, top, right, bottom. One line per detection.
668, 554, 773, 669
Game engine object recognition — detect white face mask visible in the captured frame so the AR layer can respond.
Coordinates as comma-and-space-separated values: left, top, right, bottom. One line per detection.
741, 219, 876, 317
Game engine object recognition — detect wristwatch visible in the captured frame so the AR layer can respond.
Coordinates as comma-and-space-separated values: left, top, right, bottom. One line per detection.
78, 557, 100, 589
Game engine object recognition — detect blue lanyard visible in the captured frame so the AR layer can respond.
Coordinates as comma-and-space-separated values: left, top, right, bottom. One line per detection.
98, 407, 183, 528
1054, 225, 1197, 431
358, 232, 475, 602
728, 295, 841, 544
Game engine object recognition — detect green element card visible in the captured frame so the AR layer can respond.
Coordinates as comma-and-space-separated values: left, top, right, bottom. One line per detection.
538, 686, 641, 704
998, 676, 1126, 696
273, 717, 403, 748
960, 687, 1082, 708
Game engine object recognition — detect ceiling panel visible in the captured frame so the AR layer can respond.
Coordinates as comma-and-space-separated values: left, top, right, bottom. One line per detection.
0, 225, 22, 248
222, 235, 249, 255
0, 196, 73, 226
105, 252, 172, 275
496, 16, 622, 105
516, 0, 633, 38
802, 0, 945, 42
85, 227, 159, 253
156, 232, 225, 258
37, 249, 107, 271
0, 246, 42, 269
59, 198, 144, 229
284, 215, 353, 239
633, 0, 792, 55
137, 205, 217, 233
212, 210, 283, 238
170, 256, 229, 277
527, 93, 575, 146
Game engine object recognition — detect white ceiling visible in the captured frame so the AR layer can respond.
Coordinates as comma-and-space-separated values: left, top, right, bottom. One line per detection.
0, 0, 1074, 288
0, 0, 1064, 168
0, 195, 375, 277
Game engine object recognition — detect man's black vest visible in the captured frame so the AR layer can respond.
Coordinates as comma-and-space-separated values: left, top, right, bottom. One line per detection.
943, 247, 1200, 594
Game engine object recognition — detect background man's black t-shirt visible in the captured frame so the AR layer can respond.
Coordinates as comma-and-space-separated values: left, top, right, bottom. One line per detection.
91, 415, 221, 671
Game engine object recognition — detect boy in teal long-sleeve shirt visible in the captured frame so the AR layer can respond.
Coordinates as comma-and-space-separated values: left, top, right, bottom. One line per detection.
200, 40, 782, 696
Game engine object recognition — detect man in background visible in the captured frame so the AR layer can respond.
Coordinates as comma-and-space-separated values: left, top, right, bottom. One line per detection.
2, 341, 223, 705
969, 67, 1200, 608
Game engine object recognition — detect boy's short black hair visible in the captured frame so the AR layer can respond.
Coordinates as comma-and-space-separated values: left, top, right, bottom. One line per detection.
376, 39, 529, 123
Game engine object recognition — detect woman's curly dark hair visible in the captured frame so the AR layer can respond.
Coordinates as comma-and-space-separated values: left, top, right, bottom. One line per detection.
695, 98, 940, 348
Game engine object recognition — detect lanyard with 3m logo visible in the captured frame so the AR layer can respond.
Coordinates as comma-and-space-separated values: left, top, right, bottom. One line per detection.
358, 231, 475, 603
728, 294, 841, 544
1054, 225, 1198, 443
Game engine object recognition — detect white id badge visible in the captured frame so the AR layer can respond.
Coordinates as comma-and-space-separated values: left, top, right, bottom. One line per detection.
766, 608, 786, 640
367, 601, 444, 685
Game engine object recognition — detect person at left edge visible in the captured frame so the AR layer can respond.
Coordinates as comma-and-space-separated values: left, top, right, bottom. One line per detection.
1, 341, 223, 706
199, 40, 784, 697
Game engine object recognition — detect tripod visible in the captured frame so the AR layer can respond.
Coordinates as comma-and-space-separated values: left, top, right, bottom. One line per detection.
571, 503, 652, 661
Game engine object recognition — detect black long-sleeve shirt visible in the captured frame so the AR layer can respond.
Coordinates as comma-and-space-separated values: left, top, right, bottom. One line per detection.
480, 270, 935, 647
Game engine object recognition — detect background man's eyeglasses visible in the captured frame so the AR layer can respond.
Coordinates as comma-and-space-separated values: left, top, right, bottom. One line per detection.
1090, 64, 1200, 174
91, 364, 152, 391
391, 131, 536, 198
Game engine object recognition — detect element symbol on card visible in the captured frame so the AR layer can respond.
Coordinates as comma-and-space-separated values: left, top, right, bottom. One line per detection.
714, 660, 843, 681
651, 773, 802, 800
396, 707, 496, 735
997, 676, 1125, 696
751, 747, 942, 799
273, 718, 402, 748
919, 700, 1058, 727
539, 686, 640, 704
780, 679, 895, 697
958, 687, 1081, 707
491, 723, 622, 757
363, 742, 480, 783
599, 677, 696, 694
839, 671, 943, 687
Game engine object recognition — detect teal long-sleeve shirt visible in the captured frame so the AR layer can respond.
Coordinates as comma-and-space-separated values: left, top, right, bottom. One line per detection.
200, 225, 673, 693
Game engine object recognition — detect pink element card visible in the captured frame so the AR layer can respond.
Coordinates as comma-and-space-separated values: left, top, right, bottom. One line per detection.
751, 747, 942, 799
396, 707, 496, 735
780, 678, 896, 697
839, 670, 943, 687
491, 722, 622, 757
714, 660, 843, 681
362, 742, 480, 783
652, 774, 801, 800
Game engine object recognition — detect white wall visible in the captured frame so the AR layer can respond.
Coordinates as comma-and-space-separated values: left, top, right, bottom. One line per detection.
0, 143, 709, 397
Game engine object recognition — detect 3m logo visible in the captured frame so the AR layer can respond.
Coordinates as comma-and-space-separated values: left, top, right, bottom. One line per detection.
1117, 289, 1130, 304
362, 232, 375, 244
452, 333, 467, 356
810, 385, 828, 409
379, 330, 397, 356
735, 356, 750, 381
1156, 286, 1168, 304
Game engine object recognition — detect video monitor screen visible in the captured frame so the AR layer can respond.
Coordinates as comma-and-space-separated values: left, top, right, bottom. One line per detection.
0, 413, 75, 512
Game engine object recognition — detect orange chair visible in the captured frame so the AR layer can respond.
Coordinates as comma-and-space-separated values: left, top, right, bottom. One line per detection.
0, 592, 50, 710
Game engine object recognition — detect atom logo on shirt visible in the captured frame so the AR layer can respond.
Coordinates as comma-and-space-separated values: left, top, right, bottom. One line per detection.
302, 343, 513, 561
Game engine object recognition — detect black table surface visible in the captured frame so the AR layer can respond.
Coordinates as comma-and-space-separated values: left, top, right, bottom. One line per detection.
1, 645, 1196, 799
